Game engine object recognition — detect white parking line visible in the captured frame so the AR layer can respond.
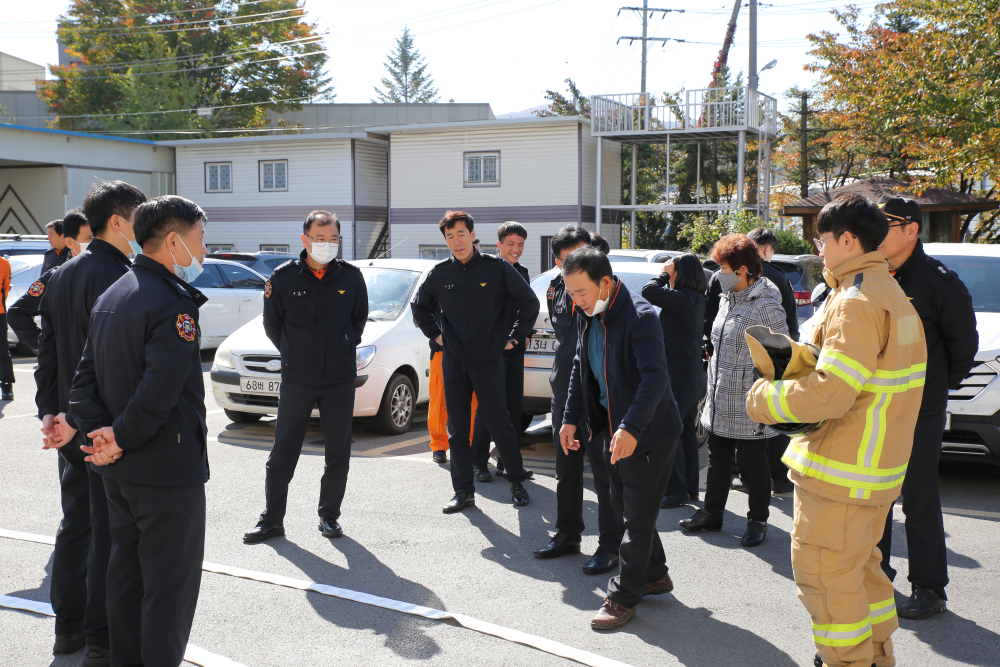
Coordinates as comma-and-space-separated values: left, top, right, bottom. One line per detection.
1, 528, 633, 667
0, 594, 248, 667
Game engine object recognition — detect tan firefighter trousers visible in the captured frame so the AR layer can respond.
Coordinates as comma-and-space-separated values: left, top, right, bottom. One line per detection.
792, 486, 899, 667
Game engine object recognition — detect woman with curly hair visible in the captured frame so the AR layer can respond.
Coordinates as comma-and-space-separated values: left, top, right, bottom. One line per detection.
679, 234, 788, 547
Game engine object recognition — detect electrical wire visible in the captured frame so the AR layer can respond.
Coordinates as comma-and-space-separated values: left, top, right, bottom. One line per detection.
2, 0, 287, 24
20, 95, 311, 120
0, 11, 309, 38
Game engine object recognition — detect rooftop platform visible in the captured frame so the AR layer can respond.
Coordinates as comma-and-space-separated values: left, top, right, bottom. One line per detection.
590, 86, 778, 142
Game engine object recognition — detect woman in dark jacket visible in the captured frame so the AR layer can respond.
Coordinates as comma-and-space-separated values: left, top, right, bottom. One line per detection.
641, 254, 707, 509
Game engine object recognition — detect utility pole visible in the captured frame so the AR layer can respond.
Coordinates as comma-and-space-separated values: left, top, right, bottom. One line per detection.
748, 0, 758, 90
617, 5, 686, 90
799, 91, 809, 199
618, 4, 684, 249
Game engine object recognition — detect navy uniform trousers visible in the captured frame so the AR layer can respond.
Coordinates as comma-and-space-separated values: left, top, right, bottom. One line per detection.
103, 477, 205, 667
442, 351, 527, 493
262, 378, 355, 523
552, 404, 622, 553
51, 433, 111, 649
877, 411, 950, 598
603, 432, 678, 608
471, 348, 525, 472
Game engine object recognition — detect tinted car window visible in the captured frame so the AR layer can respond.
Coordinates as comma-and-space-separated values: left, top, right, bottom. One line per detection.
189, 263, 228, 289
606, 255, 649, 263
218, 263, 265, 290
772, 261, 804, 289
264, 258, 290, 269
0, 247, 48, 257
935, 255, 1000, 312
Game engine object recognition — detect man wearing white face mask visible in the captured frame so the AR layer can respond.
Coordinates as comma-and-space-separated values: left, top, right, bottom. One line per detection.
34, 180, 146, 666
244, 210, 369, 544
68, 194, 211, 667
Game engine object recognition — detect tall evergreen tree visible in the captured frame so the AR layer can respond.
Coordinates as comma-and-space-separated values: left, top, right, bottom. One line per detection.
372, 27, 439, 103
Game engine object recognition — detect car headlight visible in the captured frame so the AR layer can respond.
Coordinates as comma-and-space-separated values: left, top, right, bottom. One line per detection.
356, 345, 376, 371
215, 343, 236, 369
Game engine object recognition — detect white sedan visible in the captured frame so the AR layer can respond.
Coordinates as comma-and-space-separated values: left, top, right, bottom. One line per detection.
209, 258, 438, 434
5, 256, 266, 351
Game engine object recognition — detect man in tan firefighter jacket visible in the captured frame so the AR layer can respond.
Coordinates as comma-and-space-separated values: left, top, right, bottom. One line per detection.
747, 193, 927, 667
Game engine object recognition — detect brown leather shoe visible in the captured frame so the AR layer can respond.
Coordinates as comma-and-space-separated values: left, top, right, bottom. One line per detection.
590, 597, 637, 631
644, 573, 674, 596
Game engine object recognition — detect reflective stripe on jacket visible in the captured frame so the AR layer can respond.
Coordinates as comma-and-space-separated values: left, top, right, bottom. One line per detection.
746, 252, 927, 505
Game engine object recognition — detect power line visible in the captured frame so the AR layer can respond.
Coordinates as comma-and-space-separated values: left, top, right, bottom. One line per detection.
2, 0, 283, 24
20, 95, 312, 120
0, 11, 308, 38
0, 35, 325, 75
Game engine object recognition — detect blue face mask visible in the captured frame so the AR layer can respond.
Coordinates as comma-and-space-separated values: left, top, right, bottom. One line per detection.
117, 218, 142, 256
170, 237, 204, 283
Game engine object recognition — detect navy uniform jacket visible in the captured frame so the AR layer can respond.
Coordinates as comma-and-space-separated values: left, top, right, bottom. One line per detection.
411, 250, 539, 369
501, 260, 531, 355
35, 239, 131, 423
7, 266, 58, 337
41, 246, 71, 274
892, 241, 978, 415
564, 278, 682, 455
263, 251, 368, 385
68, 256, 209, 487
548, 272, 578, 410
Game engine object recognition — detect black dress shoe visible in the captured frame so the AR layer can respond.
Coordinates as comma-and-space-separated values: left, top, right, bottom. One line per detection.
533, 533, 581, 559
53, 632, 86, 654
319, 518, 343, 538
741, 520, 767, 547
582, 546, 619, 574
898, 585, 947, 619
474, 467, 492, 482
510, 480, 529, 506
679, 508, 723, 532
0, 382, 12, 401
243, 521, 285, 544
443, 491, 475, 514
432, 450, 447, 463
661, 493, 689, 509
82, 646, 111, 667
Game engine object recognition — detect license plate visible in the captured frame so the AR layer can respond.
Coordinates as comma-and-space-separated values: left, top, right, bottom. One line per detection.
944, 412, 951, 431
525, 338, 555, 355
240, 377, 282, 395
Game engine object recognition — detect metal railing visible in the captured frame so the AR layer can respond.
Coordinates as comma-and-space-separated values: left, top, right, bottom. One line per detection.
591, 86, 777, 136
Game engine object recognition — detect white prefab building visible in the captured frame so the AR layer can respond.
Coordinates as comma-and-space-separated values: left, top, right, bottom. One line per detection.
0, 124, 175, 234
163, 133, 388, 260
369, 116, 622, 278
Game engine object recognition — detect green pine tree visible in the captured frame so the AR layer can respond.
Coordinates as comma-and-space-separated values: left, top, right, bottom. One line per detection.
372, 27, 439, 103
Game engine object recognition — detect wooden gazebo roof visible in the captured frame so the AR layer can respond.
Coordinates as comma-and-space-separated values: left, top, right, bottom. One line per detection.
782, 176, 999, 216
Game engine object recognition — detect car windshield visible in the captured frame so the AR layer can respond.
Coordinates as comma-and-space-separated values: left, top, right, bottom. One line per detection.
529, 269, 662, 322
933, 255, 1000, 312
363, 268, 421, 321
607, 254, 649, 263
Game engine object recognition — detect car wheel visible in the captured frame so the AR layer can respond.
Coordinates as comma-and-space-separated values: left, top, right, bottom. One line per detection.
696, 394, 709, 448
225, 409, 262, 424
374, 373, 414, 435
520, 412, 533, 433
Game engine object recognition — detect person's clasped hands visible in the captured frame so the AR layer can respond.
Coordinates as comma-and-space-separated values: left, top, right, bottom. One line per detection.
40, 412, 78, 450
80, 426, 124, 466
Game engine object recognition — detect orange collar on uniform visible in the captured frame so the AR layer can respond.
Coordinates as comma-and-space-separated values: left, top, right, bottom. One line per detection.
311, 267, 327, 280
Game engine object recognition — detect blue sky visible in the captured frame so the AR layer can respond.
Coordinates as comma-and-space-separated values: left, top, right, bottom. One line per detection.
1, 0, 882, 116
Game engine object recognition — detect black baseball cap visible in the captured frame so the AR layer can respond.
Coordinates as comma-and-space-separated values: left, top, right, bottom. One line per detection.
877, 195, 922, 224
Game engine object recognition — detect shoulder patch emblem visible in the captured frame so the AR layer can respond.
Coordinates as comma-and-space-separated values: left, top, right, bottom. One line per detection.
546, 286, 555, 300
264, 281, 272, 298
27, 281, 44, 297
175, 314, 196, 342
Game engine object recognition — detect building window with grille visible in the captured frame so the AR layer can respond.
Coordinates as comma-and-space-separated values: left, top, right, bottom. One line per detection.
464, 151, 500, 187
259, 160, 288, 192
206, 244, 236, 253
205, 162, 232, 193
260, 244, 290, 253
419, 245, 452, 259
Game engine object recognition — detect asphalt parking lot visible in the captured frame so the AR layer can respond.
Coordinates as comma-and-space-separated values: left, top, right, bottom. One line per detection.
2, 349, 999, 667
